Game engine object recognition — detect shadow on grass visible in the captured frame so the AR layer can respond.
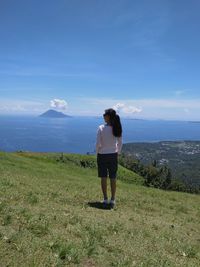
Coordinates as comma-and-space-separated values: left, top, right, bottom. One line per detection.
87, 201, 112, 210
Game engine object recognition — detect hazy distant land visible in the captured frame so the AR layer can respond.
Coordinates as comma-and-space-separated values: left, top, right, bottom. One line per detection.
122, 141, 200, 188
39, 109, 72, 118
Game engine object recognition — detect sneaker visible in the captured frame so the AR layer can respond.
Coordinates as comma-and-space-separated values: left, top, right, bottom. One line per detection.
102, 199, 109, 204
102, 199, 109, 208
110, 199, 116, 209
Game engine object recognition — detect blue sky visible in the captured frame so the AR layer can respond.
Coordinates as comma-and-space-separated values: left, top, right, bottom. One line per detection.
0, 0, 200, 120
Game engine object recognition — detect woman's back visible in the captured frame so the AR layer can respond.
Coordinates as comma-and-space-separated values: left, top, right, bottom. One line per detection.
96, 123, 122, 154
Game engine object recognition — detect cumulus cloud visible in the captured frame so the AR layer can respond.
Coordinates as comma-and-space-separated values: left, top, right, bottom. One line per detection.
113, 103, 125, 112
50, 99, 68, 110
113, 102, 142, 114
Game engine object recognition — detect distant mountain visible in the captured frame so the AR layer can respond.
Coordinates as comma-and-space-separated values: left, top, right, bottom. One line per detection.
39, 109, 72, 118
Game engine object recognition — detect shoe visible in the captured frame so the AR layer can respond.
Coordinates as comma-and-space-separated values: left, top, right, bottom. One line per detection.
110, 199, 116, 209
102, 199, 109, 209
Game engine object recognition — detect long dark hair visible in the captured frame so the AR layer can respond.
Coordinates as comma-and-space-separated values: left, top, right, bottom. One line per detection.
104, 108, 122, 137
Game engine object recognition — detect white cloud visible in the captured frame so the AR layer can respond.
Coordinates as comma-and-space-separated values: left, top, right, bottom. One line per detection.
112, 103, 125, 112
50, 99, 68, 110
122, 105, 142, 114
113, 102, 142, 114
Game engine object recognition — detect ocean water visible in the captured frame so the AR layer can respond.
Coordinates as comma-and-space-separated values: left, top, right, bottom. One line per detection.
0, 115, 200, 154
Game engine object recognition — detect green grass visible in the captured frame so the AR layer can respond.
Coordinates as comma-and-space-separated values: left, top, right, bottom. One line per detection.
0, 151, 200, 267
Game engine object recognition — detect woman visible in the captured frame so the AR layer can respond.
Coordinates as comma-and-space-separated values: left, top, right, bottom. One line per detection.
96, 108, 123, 209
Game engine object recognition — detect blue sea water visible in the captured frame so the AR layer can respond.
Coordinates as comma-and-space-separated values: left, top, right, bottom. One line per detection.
0, 115, 200, 154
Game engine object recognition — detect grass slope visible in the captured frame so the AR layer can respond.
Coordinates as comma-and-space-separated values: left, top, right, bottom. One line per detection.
0, 151, 200, 267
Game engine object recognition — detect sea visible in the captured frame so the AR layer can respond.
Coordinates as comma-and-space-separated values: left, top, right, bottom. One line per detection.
0, 115, 200, 154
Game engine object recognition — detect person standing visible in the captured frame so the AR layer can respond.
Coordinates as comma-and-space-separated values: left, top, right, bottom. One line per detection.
96, 108, 123, 209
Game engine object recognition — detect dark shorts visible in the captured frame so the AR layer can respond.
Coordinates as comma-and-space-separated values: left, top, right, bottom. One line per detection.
97, 153, 118, 179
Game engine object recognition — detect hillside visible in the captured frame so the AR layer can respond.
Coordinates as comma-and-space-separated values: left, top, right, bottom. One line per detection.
0, 151, 200, 267
122, 141, 200, 188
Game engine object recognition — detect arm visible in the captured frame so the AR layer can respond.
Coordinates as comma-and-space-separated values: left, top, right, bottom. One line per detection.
117, 136, 123, 154
95, 126, 101, 154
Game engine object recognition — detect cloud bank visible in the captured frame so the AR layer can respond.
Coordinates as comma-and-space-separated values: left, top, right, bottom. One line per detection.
1, 97, 200, 121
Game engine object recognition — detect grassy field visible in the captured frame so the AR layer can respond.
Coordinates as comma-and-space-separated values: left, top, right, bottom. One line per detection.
0, 151, 200, 267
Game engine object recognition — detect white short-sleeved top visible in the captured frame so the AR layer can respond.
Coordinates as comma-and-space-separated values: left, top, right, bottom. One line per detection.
96, 124, 123, 154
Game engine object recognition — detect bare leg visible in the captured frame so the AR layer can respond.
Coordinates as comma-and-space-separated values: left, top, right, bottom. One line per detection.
101, 177, 108, 199
110, 179, 116, 200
